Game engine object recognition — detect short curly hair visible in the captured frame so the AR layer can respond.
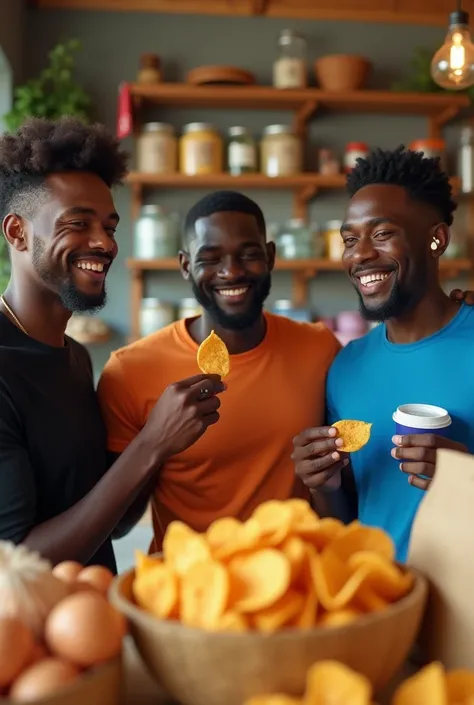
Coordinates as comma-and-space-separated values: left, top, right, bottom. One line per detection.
346, 145, 457, 227
0, 116, 129, 220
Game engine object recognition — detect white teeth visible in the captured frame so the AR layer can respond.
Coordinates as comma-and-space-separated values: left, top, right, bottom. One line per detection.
218, 287, 248, 297
75, 261, 104, 272
360, 272, 390, 286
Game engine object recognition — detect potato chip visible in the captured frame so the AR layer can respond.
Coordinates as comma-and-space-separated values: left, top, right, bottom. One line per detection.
244, 697, 302, 705
304, 660, 372, 705
446, 669, 474, 703
328, 523, 395, 562
318, 608, 362, 628
392, 661, 447, 705
197, 329, 230, 378
213, 610, 249, 633
180, 560, 229, 629
332, 420, 372, 453
163, 521, 211, 576
132, 563, 178, 619
229, 548, 291, 613
207, 517, 262, 561
252, 589, 305, 633
252, 500, 294, 546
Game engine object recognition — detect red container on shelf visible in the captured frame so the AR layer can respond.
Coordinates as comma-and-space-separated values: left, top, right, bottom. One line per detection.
344, 142, 369, 172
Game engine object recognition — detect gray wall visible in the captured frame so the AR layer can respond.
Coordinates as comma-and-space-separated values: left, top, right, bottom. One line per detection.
24, 8, 471, 376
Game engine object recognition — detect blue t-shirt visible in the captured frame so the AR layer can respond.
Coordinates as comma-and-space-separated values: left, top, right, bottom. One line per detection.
326, 303, 474, 562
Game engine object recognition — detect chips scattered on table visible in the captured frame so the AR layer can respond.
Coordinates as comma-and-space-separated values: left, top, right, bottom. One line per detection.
197, 329, 230, 379
132, 499, 413, 633
244, 660, 474, 705
332, 420, 372, 453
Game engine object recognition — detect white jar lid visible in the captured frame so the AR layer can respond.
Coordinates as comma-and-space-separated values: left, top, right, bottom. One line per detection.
392, 403, 452, 429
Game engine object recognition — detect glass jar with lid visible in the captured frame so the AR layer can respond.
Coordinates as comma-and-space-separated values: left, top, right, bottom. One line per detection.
180, 123, 223, 175
275, 219, 313, 259
136, 122, 178, 174
273, 29, 307, 89
140, 299, 175, 338
227, 127, 257, 175
261, 125, 303, 177
324, 220, 345, 261
133, 205, 180, 260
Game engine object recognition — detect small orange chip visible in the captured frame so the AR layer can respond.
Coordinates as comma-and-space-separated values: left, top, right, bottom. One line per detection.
197, 329, 230, 378
305, 660, 372, 705
392, 661, 447, 705
332, 420, 372, 453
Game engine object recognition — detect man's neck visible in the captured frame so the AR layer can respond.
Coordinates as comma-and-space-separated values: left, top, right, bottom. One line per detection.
188, 311, 267, 354
2, 281, 70, 348
384, 287, 461, 344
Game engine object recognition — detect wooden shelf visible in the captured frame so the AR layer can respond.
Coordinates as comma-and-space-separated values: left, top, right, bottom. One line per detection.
126, 172, 346, 190
130, 83, 470, 121
126, 257, 472, 274
31, 0, 474, 28
127, 171, 462, 194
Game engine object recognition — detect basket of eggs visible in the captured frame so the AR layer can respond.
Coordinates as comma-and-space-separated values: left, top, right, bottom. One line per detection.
0, 542, 125, 703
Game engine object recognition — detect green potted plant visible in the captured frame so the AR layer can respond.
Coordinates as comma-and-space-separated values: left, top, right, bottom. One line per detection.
3, 38, 91, 131
392, 46, 474, 100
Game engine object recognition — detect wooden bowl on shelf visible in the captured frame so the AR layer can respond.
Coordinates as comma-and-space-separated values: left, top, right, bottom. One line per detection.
110, 566, 428, 705
314, 54, 372, 91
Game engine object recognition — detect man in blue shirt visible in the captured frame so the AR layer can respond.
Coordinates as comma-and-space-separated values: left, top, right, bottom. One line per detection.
292, 145, 473, 562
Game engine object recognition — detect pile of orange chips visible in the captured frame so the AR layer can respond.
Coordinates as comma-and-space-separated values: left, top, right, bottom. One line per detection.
244, 660, 474, 705
132, 499, 413, 633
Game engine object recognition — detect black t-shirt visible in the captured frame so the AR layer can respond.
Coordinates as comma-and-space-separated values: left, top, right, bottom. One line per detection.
0, 312, 116, 573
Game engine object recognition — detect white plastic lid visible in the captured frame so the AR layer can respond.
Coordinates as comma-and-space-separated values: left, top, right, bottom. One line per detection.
392, 404, 452, 429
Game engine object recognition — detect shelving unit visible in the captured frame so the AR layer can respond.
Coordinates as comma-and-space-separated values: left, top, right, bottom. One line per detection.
124, 81, 471, 341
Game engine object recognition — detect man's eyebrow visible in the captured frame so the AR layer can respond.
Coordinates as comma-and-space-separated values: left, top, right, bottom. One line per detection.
341, 217, 394, 233
58, 206, 120, 222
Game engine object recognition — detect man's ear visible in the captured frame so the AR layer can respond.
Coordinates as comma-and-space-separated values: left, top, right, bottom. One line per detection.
3, 214, 28, 252
179, 250, 191, 281
429, 223, 449, 258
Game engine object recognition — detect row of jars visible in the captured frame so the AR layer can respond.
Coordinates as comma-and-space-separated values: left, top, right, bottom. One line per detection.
137, 122, 303, 177
273, 219, 344, 261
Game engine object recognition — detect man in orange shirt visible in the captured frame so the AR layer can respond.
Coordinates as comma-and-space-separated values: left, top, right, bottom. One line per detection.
97, 191, 340, 550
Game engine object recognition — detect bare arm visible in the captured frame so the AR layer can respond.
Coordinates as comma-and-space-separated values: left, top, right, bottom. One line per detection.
310, 464, 358, 524
109, 451, 156, 540
0, 374, 224, 565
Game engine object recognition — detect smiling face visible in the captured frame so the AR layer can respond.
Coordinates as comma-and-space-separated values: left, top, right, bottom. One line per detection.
341, 183, 448, 321
18, 171, 119, 312
180, 210, 275, 330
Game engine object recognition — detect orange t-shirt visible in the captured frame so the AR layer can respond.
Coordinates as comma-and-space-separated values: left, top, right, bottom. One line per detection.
97, 312, 340, 551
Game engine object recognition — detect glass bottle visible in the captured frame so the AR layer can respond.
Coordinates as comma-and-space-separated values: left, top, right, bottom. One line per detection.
273, 30, 307, 89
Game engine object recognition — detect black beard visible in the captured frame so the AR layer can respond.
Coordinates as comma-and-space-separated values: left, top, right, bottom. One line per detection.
355, 265, 428, 322
190, 273, 271, 331
32, 236, 107, 314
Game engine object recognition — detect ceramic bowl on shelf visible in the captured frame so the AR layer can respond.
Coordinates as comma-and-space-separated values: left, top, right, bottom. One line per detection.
110, 566, 427, 705
314, 54, 372, 91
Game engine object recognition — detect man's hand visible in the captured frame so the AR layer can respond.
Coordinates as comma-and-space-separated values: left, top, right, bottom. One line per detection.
391, 433, 467, 490
450, 289, 474, 306
292, 426, 349, 490
144, 373, 226, 460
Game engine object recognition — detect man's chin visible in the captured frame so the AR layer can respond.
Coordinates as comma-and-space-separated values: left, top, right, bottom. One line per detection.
60, 285, 107, 314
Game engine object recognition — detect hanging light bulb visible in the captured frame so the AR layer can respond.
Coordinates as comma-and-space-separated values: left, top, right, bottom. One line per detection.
431, 1, 474, 90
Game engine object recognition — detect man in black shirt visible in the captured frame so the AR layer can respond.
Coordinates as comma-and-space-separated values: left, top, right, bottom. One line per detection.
0, 117, 224, 571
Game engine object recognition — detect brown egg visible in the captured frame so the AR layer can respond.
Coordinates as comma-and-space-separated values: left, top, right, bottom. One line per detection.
76, 565, 114, 596
25, 643, 49, 668
52, 561, 83, 584
9, 658, 79, 701
0, 618, 34, 687
45, 591, 122, 668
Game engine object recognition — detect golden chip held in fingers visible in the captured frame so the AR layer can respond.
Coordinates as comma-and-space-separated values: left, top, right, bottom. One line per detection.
197, 329, 230, 378
332, 420, 372, 453
131, 499, 415, 635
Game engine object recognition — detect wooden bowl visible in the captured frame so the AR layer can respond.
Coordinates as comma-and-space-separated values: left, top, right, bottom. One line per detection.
314, 54, 372, 91
110, 566, 428, 705
3, 656, 123, 705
